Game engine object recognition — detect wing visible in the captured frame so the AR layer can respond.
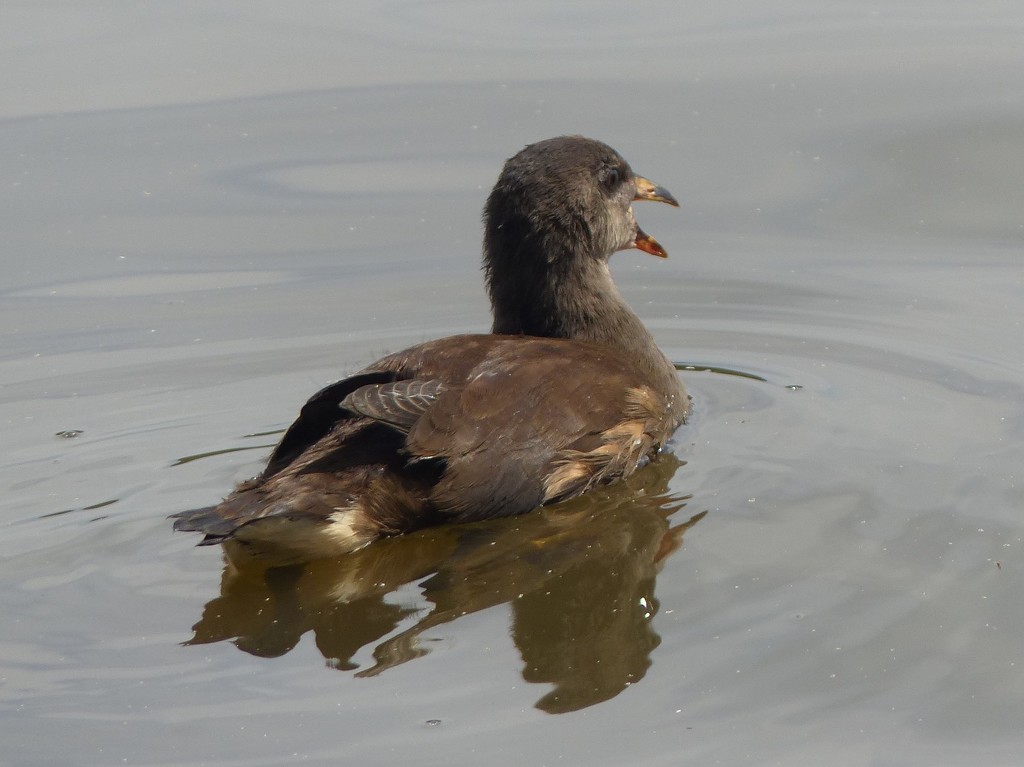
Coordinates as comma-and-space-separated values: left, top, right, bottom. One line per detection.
263, 370, 400, 477
340, 379, 447, 433
260, 334, 496, 478
399, 339, 680, 521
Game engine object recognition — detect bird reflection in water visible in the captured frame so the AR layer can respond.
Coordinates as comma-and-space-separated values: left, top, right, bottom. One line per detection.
184, 454, 704, 713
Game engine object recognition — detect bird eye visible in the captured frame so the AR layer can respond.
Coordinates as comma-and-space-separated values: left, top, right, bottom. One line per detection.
600, 166, 620, 190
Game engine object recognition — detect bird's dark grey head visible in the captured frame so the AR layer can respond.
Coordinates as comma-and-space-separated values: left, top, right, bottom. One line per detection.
482, 135, 678, 338
484, 136, 640, 270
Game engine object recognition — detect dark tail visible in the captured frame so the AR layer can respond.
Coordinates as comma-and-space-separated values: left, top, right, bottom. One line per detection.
169, 506, 235, 545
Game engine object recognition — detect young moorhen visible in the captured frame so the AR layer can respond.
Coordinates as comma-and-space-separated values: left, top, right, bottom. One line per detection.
172, 136, 689, 559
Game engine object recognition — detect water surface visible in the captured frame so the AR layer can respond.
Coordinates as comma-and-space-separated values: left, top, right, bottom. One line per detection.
2, 2, 1023, 765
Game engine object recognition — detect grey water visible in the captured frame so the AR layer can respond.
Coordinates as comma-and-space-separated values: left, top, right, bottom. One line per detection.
2, 2, 1023, 765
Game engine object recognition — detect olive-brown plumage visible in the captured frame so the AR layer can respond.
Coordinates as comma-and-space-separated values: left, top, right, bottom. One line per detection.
172, 136, 689, 560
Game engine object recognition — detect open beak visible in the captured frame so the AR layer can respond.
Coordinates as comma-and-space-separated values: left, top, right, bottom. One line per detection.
633, 226, 668, 258
631, 175, 679, 258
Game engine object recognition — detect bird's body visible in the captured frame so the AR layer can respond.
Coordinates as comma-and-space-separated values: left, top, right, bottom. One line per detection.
172, 136, 689, 560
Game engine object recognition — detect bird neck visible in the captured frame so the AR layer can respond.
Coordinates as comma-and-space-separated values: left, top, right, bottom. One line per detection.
486, 241, 681, 397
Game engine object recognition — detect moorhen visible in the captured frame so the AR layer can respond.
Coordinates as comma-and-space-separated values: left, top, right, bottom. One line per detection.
172, 136, 689, 559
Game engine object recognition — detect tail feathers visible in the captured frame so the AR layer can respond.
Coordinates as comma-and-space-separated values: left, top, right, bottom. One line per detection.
169, 506, 238, 541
